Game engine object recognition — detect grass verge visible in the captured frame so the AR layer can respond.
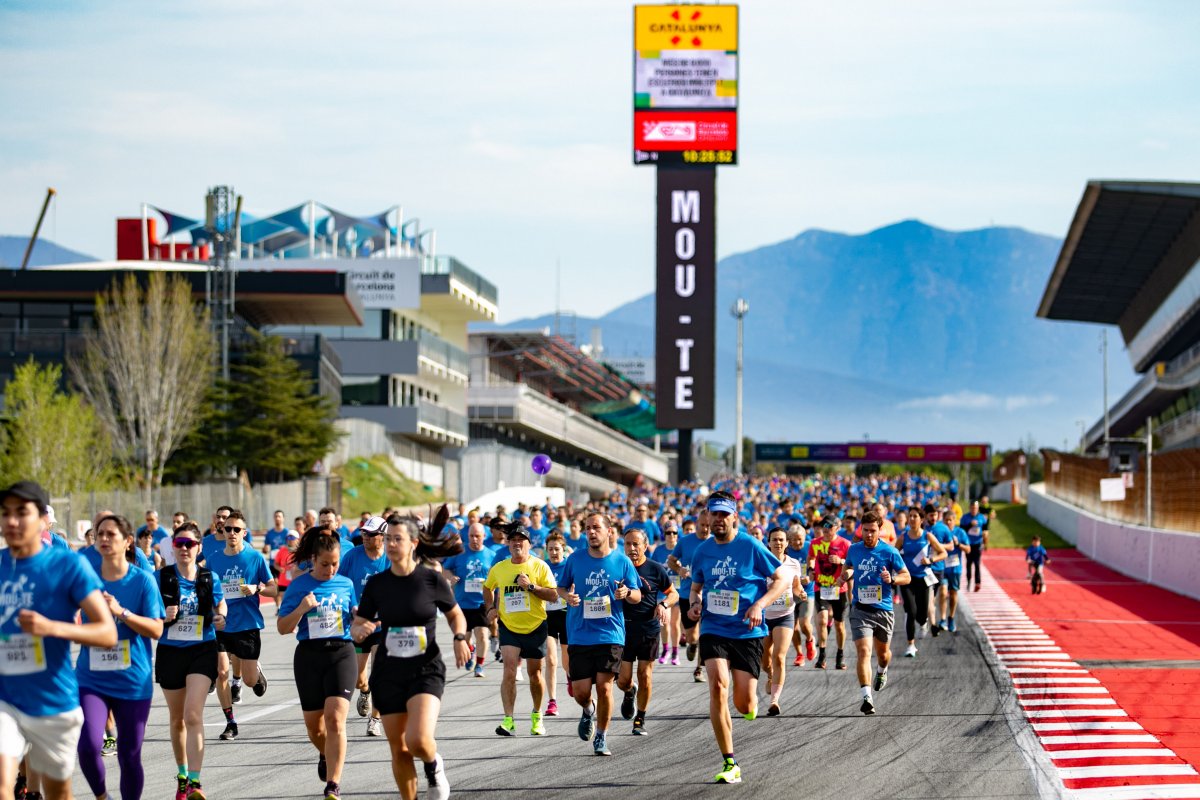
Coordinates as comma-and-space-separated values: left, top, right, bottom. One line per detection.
987, 502, 1072, 549
334, 455, 443, 513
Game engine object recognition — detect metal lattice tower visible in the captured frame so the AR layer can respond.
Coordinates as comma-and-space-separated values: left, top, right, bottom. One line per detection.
205, 186, 241, 381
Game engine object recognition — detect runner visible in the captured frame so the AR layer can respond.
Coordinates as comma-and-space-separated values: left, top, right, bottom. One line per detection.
482, 521, 558, 737
338, 515, 393, 737
616, 527, 676, 735
155, 521, 228, 800
963, 500, 989, 592
810, 515, 850, 670
1026, 535, 1050, 594
687, 491, 787, 783
278, 526, 358, 800
0, 481, 117, 800
76, 514, 166, 800
350, 510, 469, 800
762, 526, 804, 716
441, 522, 497, 681
649, 526, 680, 664
667, 510, 711, 682
938, 509, 971, 632
273, 530, 300, 608
206, 510, 275, 741
840, 511, 910, 715
542, 532, 571, 716
924, 503, 951, 632
557, 512, 641, 756
785, 523, 816, 667
898, 512, 946, 657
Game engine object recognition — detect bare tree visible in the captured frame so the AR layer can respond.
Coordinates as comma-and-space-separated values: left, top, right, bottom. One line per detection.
70, 272, 214, 496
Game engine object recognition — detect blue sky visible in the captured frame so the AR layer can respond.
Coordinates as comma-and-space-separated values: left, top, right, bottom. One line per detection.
1, 0, 1198, 325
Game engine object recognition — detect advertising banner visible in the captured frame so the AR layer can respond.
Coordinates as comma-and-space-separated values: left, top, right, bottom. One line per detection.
754, 443, 992, 463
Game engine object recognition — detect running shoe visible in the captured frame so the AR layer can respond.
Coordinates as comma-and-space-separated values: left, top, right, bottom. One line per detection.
366, 716, 382, 737
835, 652, 846, 671
806, 638, 816, 661
873, 671, 888, 692
792, 653, 803, 667
620, 686, 636, 720
657, 650, 667, 665
974, 584, 981, 592
231, 682, 242, 705
465, 647, 475, 670
947, 618, 957, 634
861, 696, 876, 715
917, 623, 926, 639
474, 663, 486, 679
530, 711, 545, 736
686, 642, 698, 662
577, 707, 595, 741
495, 717, 516, 737
904, 644, 917, 658
424, 754, 450, 800
714, 759, 742, 784
323, 782, 340, 800
767, 702, 781, 717
357, 689, 371, 717
670, 651, 679, 666
208, 679, 216, 695
219, 721, 238, 741
931, 623, 942, 638
175, 774, 188, 800
593, 732, 612, 756
814, 653, 827, 670
515, 665, 526, 682
318, 753, 327, 781
101, 735, 117, 757
693, 666, 706, 683
494, 648, 502, 663
743, 709, 757, 721
14, 774, 26, 800
632, 718, 648, 736
186, 781, 206, 800
253, 668, 268, 697
546, 698, 559, 716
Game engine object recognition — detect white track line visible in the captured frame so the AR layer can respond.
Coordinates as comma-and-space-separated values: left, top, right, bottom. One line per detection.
1068, 785, 1200, 800
1049, 748, 1175, 760
1027, 709, 1129, 718
1058, 764, 1198, 779
1021, 699, 1118, 706
1039, 735, 1160, 745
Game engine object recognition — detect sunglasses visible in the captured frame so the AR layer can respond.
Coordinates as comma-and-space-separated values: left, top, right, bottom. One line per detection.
173, 538, 200, 549
223, 525, 245, 534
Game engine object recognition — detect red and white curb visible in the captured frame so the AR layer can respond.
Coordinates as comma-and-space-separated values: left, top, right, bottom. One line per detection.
967, 567, 1200, 799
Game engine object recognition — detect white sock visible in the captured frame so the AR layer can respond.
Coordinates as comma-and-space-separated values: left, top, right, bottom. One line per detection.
878, 666, 888, 674
860, 685, 871, 699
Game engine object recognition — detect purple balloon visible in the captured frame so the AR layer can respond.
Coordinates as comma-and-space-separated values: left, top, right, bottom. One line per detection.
531, 454, 553, 475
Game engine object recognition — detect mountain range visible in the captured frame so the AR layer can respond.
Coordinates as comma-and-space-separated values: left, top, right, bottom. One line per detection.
0, 235, 97, 268
482, 220, 1140, 452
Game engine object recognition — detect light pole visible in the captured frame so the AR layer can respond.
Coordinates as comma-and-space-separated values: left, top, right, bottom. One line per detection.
731, 298, 749, 475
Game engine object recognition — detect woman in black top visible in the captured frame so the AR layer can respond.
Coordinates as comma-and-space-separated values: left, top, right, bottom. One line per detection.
351, 510, 468, 800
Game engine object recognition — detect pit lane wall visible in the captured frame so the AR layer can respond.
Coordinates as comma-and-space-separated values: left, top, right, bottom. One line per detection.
1028, 481, 1200, 602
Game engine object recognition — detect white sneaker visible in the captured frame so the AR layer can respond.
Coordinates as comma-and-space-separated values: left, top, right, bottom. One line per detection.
904, 644, 918, 658
516, 665, 526, 682
917, 623, 926, 640
366, 716, 382, 737
424, 753, 450, 800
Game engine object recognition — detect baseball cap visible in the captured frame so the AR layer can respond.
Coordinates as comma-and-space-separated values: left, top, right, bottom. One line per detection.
356, 515, 387, 536
286, 530, 301, 540
504, 527, 531, 541
0, 480, 49, 512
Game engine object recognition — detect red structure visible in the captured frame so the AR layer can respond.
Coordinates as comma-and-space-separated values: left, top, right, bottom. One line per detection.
116, 218, 210, 262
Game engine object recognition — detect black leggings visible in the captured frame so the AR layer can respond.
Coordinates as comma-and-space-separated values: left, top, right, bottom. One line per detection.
900, 580, 930, 641
966, 549, 983, 586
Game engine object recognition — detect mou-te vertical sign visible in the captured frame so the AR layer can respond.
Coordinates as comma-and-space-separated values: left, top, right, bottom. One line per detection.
635, 4, 737, 436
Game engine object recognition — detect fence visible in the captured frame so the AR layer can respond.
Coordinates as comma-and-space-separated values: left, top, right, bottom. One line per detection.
1041, 448, 1200, 533
54, 477, 341, 542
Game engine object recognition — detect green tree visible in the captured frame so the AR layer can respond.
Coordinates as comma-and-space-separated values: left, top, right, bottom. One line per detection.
0, 359, 114, 492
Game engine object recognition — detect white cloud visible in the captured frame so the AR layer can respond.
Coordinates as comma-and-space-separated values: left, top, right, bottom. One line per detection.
898, 391, 1056, 412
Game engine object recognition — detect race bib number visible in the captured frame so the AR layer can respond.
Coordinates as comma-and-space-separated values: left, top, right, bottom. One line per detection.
770, 591, 793, 611
857, 585, 883, 605
946, 554, 960, 568
545, 597, 565, 611
583, 596, 612, 619
671, 574, 682, 589
706, 589, 738, 616
306, 607, 344, 639
0, 634, 46, 676
168, 615, 203, 642
924, 571, 939, 587
464, 578, 484, 594
820, 585, 840, 601
385, 626, 428, 658
504, 590, 530, 614
221, 578, 243, 598
89, 640, 132, 672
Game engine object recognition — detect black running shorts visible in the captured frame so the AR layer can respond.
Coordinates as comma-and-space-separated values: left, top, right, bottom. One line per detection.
293, 639, 357, 712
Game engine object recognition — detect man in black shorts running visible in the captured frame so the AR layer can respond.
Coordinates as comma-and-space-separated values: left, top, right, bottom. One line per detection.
615, 528, 676, 735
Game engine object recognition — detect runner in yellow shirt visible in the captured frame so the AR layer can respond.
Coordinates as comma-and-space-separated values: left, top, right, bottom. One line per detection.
482, 524, 558, 736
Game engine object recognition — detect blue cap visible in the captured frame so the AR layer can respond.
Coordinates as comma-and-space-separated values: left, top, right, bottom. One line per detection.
707, 496, 737, 516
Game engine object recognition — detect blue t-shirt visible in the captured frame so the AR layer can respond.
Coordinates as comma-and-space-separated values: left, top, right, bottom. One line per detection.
278, 573, 356, 641
338, 546, 391, 603
942, 527, 970, 574
929, 522, 953, 574
690, 534, 782, 640
0, 546, 102, 715
264, 527, 291, 551
622, 558, 673, 636
963, 514, 987, 546
485, 540, 510, 559
81, 544, 154, 574
899, 532, 933, 579
77, 566, 165, 701
670, 533, 709, 595
442, 547, 497, 610
205, 547, 272, 632
200, 534, 224, 565
158, 566, 226, 648
559, 549, 640, 646
845, 541, 907, 613
137, 524, 172, 548
1026, 544, 1049, 566
649, 543, 673, 565
547, 558, 570, 597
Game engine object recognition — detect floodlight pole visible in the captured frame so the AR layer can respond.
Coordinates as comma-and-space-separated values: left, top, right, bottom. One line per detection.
732, 298, 749, 475
1146, 415, 1153, 527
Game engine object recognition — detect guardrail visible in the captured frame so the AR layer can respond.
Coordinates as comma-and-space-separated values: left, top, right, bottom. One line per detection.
421, 255, 498, 304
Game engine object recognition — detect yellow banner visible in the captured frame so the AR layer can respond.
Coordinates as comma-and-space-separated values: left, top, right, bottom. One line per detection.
635, 5, 738, 52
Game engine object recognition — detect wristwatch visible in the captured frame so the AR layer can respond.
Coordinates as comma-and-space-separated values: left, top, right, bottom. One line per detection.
453, 632, 468, 642
120, 608, 131, 620
658, 601, 669, 609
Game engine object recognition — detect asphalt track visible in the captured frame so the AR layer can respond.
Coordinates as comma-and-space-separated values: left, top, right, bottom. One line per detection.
68, 597, 1049, 800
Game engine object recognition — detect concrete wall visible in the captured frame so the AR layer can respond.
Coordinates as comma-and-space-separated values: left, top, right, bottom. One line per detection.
1028, 482, 1200, 602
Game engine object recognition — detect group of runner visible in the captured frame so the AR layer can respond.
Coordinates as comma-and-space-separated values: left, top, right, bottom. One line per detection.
0, 471, 993, 798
